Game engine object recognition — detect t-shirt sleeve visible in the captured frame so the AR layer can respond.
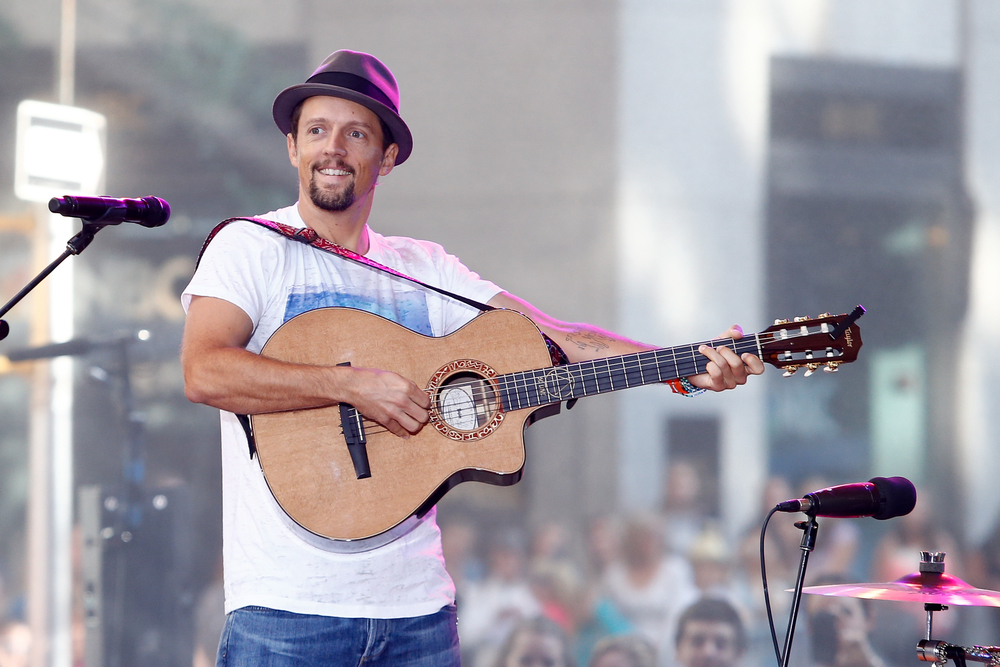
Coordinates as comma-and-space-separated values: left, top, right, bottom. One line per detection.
181, 222, 282, 328
441, 252, 503, 304
424, 243, 503, 333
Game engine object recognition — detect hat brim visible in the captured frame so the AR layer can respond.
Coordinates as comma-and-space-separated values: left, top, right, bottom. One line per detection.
272, 83, 413, 165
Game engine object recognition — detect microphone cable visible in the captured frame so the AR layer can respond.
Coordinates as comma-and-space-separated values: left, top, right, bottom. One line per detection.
760, 506, 783, 667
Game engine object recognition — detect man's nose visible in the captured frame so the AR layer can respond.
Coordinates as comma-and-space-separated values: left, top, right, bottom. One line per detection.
323, 133, 348, 155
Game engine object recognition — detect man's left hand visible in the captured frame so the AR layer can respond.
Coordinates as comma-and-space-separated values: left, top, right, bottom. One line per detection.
688, 325, 765, 392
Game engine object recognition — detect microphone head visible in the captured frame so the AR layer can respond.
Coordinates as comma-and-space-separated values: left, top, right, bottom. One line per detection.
869, 476, 917, 520
137, 197, 171, 227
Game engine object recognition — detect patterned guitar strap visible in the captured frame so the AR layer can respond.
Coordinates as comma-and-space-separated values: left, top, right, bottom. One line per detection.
195, 217, 571, 458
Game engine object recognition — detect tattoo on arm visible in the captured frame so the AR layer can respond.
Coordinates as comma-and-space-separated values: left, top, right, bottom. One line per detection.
564, 331, 612, 352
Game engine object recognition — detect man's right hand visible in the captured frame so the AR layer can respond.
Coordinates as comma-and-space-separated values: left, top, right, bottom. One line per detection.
182, 296, 429, 437
342, 367, 431, 438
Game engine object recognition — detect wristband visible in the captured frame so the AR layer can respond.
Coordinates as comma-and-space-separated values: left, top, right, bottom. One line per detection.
667, 377, 707, 397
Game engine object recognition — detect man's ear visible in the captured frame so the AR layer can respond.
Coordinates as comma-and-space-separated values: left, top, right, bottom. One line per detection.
379, 143, 399, 176
287, 133, 298, 167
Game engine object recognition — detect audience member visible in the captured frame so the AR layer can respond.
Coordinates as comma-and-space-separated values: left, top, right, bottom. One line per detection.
587, 635, 658, 667
585, 516, 621, 583
530, 559, 586, 634
688, 523, 736, 600
675, 598, 746, 667
601, 514, 697, 666
533, 522, 576, 566
461, 528, 541, 666
662, 460, 709, 557
441, 517, 484, 600
492, 616, 576, 667
804, 578, 886, 667
674, 598, 746, 667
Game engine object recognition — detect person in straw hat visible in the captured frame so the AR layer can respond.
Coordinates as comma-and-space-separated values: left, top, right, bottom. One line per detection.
180, 49, 763, 665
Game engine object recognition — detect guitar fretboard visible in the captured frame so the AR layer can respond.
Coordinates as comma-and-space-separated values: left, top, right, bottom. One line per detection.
495, 336, 763, 412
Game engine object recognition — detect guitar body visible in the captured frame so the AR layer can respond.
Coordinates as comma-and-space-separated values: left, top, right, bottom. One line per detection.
251, 307, 554, 545
248, 304, 865, 550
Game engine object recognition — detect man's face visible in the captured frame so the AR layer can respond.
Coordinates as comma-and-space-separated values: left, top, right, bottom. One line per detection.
676, 620, 741, 667
286, 95, 397, 213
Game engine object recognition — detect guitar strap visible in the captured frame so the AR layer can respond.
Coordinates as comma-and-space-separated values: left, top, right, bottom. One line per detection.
196, 216, 569, 458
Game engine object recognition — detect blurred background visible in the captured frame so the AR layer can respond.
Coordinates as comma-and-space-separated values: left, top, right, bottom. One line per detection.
1, 0, 999, 666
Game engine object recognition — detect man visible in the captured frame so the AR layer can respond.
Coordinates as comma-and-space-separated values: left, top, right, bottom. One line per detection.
181, 50, 763, 666
674, 598, 747, 667
806, 578, 887, 667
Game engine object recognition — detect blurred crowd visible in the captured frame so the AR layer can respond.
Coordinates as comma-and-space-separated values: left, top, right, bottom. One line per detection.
443, 461, 1000, 667
5, 460, 1000, 666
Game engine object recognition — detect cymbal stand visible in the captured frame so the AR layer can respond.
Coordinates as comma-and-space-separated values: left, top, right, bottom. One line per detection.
925, 603, 947, 643
919, 552, 950, 643
917, 640, 1000, 667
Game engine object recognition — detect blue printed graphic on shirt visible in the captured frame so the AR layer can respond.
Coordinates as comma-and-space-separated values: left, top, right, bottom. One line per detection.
283, 287, 433, 335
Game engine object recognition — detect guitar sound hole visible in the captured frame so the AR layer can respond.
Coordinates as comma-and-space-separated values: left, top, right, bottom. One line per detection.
436, 372, 498, 432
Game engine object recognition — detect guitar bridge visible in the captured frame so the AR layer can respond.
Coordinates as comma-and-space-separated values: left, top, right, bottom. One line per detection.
337, 362, 371, 479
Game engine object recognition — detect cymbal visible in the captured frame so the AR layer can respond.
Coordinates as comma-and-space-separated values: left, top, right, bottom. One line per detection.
801, 571, 1000, 607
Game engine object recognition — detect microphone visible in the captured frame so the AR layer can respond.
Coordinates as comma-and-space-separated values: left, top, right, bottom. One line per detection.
776, 476, 916, 520
48, 195, 170, 228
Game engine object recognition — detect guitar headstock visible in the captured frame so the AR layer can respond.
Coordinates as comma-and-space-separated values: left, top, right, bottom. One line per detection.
759, 308, 864, 377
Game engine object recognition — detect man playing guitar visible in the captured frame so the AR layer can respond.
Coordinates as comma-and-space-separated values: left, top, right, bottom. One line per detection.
180, 49, 763, 667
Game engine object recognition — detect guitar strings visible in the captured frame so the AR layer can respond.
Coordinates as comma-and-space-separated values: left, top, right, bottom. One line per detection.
422, 340, 748, 407
343, 325, 837, 434
422, 332, 774, 407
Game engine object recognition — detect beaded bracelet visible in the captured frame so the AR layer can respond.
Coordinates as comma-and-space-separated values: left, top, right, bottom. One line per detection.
667, 377, 707, 397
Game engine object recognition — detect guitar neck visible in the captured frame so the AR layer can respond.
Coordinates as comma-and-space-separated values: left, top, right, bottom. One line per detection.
496, 335, 763, 411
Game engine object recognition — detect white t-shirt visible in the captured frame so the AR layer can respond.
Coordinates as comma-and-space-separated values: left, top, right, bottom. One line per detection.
181, 205, 502, 619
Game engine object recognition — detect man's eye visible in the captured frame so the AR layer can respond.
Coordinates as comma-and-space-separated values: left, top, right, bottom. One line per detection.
350, 130, 364, 139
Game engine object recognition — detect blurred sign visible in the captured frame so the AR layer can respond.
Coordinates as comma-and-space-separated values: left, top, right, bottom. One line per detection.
14, 100, 106, 203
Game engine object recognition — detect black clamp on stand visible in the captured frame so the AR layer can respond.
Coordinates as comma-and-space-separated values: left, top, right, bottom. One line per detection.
0, 221, 106, 342
780, 516, 820, 667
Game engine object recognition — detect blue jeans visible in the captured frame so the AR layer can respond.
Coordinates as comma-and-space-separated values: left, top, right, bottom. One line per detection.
216, 605, 461, 666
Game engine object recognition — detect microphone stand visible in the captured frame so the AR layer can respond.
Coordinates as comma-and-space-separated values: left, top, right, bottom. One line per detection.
0, 220, 106, 342
1, 217, 145, 667
781, 516, 819, 667
8, 330, 149, 667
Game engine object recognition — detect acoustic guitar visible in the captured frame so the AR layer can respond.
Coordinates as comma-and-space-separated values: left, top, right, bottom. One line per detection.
250, 306, 864, 551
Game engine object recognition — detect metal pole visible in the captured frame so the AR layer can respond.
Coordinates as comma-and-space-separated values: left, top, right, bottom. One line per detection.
58, 0, 75, 107
28, 1, 78, 665
52, 3, 77, 664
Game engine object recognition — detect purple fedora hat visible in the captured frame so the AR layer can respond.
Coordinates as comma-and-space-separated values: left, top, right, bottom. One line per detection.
272, 50, 413, 164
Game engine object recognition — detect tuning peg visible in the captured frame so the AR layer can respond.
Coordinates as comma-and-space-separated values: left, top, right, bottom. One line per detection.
782, 365, 799, 377
818, 312, 832, 318
793, 316, 809, 322
804, 363, 820, 377
774, 318, 789, 325
824, 362, 840, 373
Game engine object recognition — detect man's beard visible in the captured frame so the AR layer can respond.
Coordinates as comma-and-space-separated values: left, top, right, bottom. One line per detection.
308, 169, 356, 212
